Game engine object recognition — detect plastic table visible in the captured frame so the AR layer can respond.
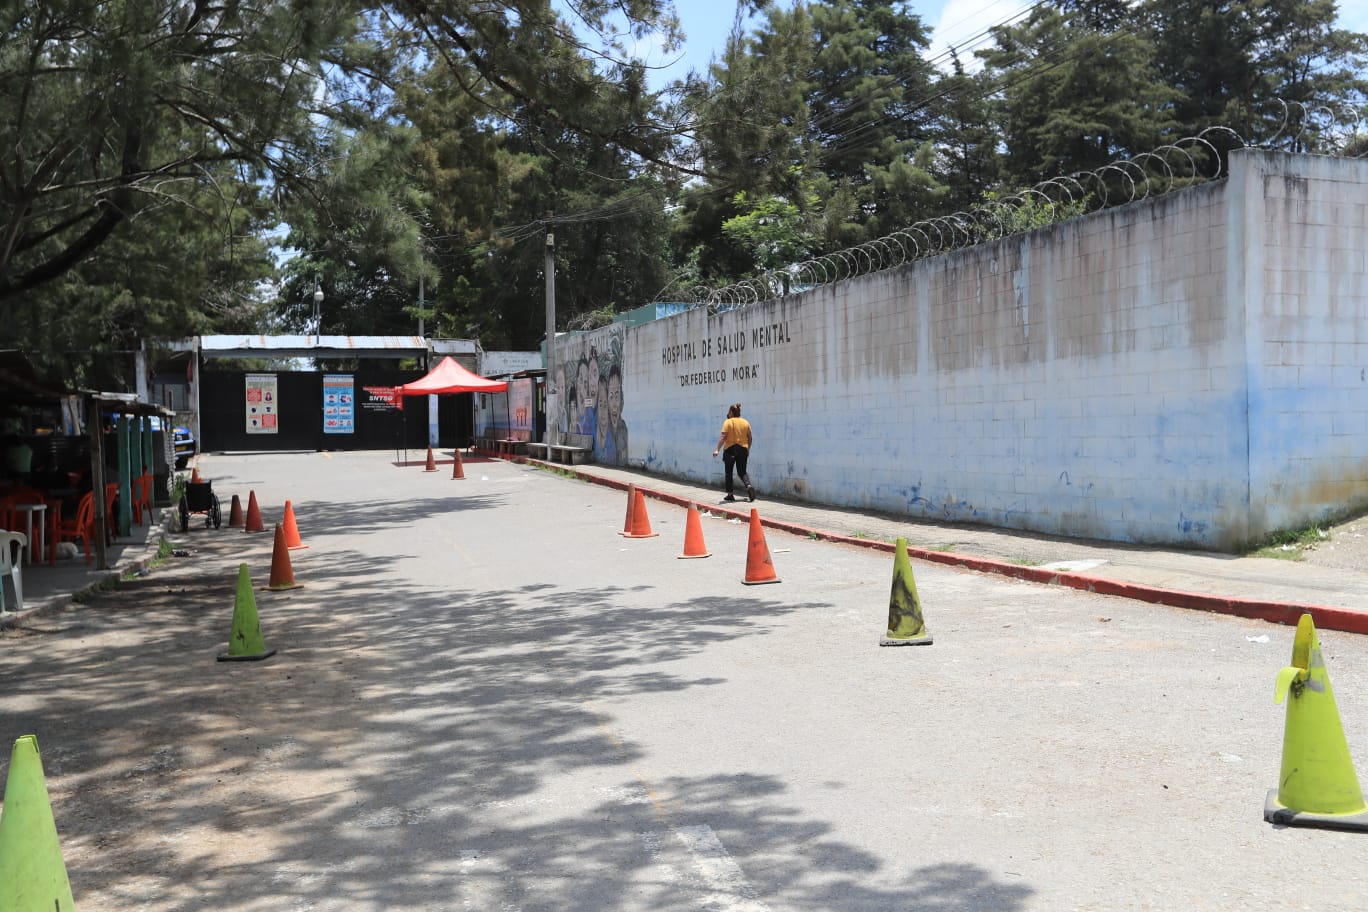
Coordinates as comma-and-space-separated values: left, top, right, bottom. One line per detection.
10, 503, 46, 565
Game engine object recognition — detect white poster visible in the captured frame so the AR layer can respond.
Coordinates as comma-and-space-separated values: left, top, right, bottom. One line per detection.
245, 373, 278, 434
509, 377, 534, 438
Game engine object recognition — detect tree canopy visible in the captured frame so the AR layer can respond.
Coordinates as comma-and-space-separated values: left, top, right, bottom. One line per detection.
1, 0, 1364, 385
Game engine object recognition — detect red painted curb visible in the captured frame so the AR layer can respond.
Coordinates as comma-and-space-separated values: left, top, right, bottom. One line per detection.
544, 464, 1368, 636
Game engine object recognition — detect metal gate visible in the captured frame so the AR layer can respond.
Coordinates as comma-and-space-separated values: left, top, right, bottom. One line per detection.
199, 370, 472, 454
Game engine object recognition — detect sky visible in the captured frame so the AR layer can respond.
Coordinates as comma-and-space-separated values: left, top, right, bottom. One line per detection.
653, 0, 1021, 77
640, 0, 1368, 85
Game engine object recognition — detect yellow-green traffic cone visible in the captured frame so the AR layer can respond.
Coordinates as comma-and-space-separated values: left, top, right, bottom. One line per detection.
218, 563, 277, 662
0, 735, 77, 912
1264, 613, 1368, 830
879, 537, 932, 646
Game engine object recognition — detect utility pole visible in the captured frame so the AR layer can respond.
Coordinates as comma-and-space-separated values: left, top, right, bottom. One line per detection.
544, 215, 558, 447
418, 271, 427, 369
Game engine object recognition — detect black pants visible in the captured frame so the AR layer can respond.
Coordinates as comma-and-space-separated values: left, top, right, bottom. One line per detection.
722, 444, 751, 495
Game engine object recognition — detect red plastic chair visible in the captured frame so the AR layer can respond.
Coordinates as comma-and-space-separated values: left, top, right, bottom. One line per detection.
54, 491, 96, 564
104, 482, 120, 541
132, 474, 154, 526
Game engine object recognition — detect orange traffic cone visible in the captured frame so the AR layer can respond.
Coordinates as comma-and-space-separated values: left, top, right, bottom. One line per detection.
227, 494, 244, 528
243, 490, 265, 533
282, 500, 307, 549
262, 524, 302, 591
424, 446, 437, 472
452, 448, 465, 480
678, 503, 712, 559
620, 489, 660, 539
620, 485, 637, 534
742, 508, 780, 585
190, 466, 202, 483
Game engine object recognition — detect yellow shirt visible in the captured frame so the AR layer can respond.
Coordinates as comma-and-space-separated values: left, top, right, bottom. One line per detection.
719, 416, 752, 450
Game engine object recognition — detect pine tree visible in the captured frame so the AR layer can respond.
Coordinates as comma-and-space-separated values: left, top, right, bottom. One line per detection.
977, 0, 1180, 186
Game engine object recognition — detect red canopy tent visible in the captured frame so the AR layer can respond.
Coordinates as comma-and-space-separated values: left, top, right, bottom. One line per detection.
397, 356, 508, 396
392, 357, 508, 463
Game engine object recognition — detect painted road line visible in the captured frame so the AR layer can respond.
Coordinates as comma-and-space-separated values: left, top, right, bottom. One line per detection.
674, 825, 772, 912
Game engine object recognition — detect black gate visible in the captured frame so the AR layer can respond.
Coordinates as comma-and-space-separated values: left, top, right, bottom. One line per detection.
200, 370, 472, 453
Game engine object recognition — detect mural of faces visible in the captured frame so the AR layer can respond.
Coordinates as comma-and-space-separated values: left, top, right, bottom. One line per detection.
607, 369, 623, 427
576, 359, 591, 409
555, 364, 568, 430
555, 327, 626, 465
567, 385, 581, 434
596, 376, 611, 446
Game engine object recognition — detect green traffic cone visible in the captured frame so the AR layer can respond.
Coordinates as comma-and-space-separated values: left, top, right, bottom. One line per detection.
879, 537, 932, 646
218, 563, 277, 662
0, 735, 77, 912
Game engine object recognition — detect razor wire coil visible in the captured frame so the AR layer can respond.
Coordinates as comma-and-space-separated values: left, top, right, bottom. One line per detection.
655, 100, 1367, 308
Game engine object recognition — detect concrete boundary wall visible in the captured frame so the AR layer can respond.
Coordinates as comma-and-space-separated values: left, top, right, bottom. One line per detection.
568, 150, 1368, 550
1239, 153, 1368, 541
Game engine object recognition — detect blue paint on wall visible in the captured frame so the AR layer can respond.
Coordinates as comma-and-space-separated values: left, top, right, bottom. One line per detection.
609, 152, 1368, 549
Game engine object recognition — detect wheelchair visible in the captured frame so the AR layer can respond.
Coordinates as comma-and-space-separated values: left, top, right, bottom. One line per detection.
179, 480, 222, 531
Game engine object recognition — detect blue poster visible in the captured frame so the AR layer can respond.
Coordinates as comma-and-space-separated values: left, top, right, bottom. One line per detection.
323, 374, 355, 434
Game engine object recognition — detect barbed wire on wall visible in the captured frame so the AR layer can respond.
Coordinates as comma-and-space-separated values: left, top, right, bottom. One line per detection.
1268, 99, 1368, 154
657, 99, 1368, 312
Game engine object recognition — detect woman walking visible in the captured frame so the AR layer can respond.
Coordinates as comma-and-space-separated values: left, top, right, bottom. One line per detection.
712, 402, 755, 503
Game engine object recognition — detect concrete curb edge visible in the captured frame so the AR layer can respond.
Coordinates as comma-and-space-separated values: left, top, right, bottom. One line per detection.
0, 508, 172, 629
522, 459, 1366, 636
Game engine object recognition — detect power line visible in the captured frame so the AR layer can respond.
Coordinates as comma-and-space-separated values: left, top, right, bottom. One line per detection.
486, 0, 1340, 255
485, 14, 1088, 250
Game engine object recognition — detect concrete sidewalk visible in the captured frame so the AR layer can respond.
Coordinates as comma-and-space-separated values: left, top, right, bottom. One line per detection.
1, 508, 167, 626
534, 457, 1368, 635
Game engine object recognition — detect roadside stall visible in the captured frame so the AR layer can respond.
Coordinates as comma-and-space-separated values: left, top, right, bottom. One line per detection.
0, 351, 172, 572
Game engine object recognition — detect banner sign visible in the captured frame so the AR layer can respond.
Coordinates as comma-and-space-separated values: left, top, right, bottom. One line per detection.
509, 377, 534, 436
323, 374, 355, 434
362, 385, 403, 412
245, 374, 278, 434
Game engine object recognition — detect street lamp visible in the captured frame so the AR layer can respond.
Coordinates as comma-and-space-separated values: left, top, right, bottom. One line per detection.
312, 281, 324, 333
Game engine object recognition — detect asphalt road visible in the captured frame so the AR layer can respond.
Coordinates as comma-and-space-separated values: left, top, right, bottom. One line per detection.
4, 451, 1368, 911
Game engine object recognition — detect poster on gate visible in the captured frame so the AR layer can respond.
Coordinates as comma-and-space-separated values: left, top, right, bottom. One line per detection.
361, 385, 402, 411
509, 376, 534, 439
323, 374, 355, 434
245, 373, 279, 434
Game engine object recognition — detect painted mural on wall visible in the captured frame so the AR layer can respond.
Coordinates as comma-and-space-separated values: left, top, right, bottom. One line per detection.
556, 325, 627, 465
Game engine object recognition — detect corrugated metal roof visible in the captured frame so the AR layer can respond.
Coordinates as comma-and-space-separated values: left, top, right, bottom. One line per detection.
430, 339, 480, 355
159, 336, 483, 359
201, 335, 428, 351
